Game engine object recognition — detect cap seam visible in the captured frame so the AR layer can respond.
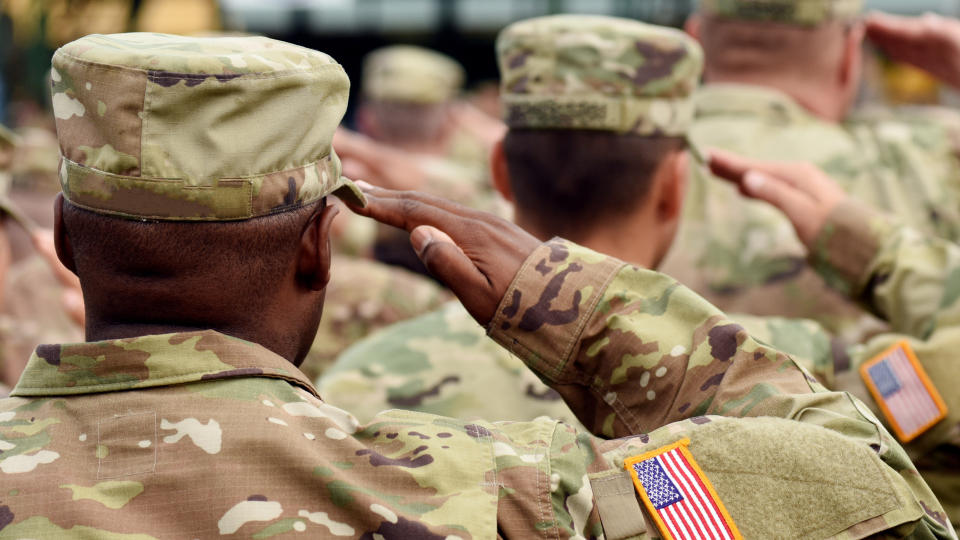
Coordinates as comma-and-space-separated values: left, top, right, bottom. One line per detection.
62, 154, 333, 183
55, 49, 346, 81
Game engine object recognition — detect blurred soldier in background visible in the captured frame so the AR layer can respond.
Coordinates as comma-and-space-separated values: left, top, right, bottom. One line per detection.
662, 0, 960, 343
0, 125, 81, 389
339, 44, 507, 276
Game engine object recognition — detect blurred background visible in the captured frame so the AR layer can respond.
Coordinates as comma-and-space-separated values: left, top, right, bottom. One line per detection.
2, 0, 960, 130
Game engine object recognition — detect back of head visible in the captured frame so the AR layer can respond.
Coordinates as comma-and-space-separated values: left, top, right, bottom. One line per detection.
50, 33, 365, 350
694, 0, 864, 118
496, 15, 701, 242
360, 45, 465, 147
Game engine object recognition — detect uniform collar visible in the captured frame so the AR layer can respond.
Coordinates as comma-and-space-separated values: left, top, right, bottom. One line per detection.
11, 330, 319, 398
694, 83, 815, 124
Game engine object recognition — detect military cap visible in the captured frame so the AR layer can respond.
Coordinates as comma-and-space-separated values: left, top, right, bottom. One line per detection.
0, 124, 19, 151
497, 15, 704, 136
362, 45, 465, 104
51, 33, 364, 221
698, 0, 863, 25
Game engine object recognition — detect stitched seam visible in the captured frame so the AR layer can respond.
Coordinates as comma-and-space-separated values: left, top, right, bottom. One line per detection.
544, 423, 560, 540
57, 50, 345, 80
63, 153, 334, 182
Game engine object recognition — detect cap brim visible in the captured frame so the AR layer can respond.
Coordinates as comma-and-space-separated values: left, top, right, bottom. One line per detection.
0, 195, 38, 233
331, 176, 367, 208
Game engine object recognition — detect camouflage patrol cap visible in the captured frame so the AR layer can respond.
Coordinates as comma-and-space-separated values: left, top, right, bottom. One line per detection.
698, 0, 863, 25
497, 15, 704, 136
362, 45, 465, 104
51, 33, 365, 221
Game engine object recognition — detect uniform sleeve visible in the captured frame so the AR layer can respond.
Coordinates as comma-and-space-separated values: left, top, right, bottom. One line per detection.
486, 238, 953, 537
810, 198, 960, 340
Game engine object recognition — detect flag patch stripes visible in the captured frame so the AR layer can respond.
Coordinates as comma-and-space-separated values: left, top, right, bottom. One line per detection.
624, 438, 742, 540
860, 340, 947, 443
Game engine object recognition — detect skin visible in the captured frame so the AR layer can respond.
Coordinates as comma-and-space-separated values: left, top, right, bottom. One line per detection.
707, 149, 846, 249
865, 11, 960, 91
52, 194, 341, 365
346, 181, 539, 325
685, 14, 864, 122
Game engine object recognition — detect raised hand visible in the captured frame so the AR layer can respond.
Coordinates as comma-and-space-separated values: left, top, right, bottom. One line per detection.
866, 11, 960, 90
707, 149, 846, 249
345, 183, 540, 324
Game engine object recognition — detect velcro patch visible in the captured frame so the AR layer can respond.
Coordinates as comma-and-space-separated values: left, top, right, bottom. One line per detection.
624, 438, 742, 540
860, 340, 947, 443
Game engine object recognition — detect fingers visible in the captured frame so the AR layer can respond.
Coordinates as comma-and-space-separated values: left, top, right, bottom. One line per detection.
410, 225, 494, 322
708, 149, 804, 190
738, 171, 811, 224
345, 183, 483, 233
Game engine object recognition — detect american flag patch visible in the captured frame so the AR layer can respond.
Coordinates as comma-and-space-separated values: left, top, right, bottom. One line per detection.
860, 341, 947, 443
624, 439, 742, 540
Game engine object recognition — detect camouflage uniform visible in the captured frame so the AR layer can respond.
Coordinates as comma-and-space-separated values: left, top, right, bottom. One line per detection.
659, 0, 960, 343
0, 30, 951, 539
320, 300, 833, 427
300, 255, 450, 381
3, 237, 955, 538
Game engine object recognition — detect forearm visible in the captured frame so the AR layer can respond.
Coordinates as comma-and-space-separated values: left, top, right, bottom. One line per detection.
490, 240, 865, 437
811, 199, 960, 338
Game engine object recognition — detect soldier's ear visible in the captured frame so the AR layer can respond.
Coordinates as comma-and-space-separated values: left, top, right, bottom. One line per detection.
657, 150, 688, 222
684, 14, 702, 42
53, 194, 77, 275
840, 22, 865, 89
297, 201, 339, 291
490, 137, 514, 203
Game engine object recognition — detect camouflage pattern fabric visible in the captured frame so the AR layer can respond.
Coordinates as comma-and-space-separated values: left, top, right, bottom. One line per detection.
362, 45, 465, 105
51, 32, 364, 221
699, 0, 863, 25
0, 239, 953, 538
496, 15, 703, 135
659, 84, 960, 342
299, 256, 451, 381
811, 199, 960, 530
0, 256, 83, 390
319, 301, 583, 426
319, 303, 832, 428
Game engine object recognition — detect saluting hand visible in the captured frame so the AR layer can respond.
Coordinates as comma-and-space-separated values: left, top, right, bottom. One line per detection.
707, 149, 846, 250
345, 183, 540, 325
866, 11, 960, 91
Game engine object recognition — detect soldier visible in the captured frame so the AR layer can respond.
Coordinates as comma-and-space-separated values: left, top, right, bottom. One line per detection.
660, 0, 960, 342
0, 31, 951, 538
345, 45, 508, 277
707, 149, 960, 531
300, 254, 450, 381
318, 14, 833, 426
0, 125, 82, 388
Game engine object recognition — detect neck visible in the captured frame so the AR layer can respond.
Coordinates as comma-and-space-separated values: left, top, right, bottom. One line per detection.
704, 72, 844, 122
514, 213, 660, 269
82, 292, 317, 365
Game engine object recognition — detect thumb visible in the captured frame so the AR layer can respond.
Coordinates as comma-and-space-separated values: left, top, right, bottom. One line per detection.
742, 170, 809, 220
410, 225, 497, 323
742, 170, 821, 245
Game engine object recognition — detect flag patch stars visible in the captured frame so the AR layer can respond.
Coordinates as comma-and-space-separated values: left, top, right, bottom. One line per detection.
625, 438, 742, 540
